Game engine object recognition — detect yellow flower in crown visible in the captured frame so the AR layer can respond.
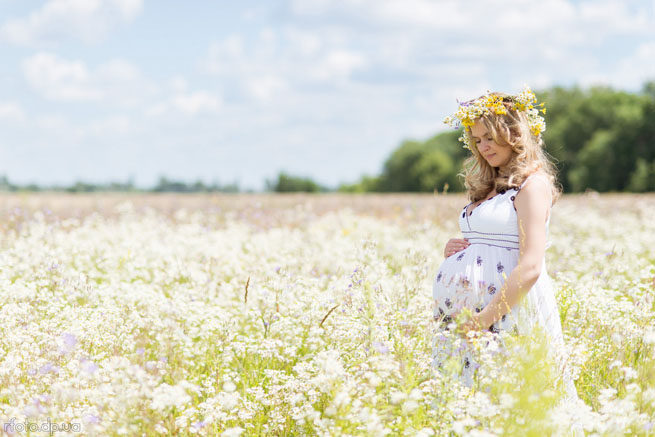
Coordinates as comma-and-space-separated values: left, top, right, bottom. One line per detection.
443, 86, 547, 150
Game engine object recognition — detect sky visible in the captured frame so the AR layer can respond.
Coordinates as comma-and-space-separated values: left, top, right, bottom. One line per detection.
0, 0, 653, 190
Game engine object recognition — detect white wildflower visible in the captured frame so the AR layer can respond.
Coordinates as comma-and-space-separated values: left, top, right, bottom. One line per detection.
223, 380, 237, 393
222, 427, 244, 437
151, 383, 192, 412
402, 399, 419, 414
390, 391, 406, 405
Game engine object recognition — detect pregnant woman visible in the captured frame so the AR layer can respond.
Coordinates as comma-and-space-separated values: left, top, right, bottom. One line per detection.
432, 88, 577, 400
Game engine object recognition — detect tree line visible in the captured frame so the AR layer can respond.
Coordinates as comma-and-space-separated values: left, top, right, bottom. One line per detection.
0, 176, 241, 193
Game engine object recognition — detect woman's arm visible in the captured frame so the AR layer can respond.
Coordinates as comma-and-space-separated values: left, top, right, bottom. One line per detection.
472, 175, 552, 330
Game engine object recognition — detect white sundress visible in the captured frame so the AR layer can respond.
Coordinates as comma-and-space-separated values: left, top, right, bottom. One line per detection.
431, 175, 578, 401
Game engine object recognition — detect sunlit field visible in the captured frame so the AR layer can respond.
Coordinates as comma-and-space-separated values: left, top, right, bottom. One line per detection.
1, 192, 654, 436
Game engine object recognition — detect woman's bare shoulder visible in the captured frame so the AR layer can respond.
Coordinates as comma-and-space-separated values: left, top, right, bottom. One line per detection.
521, 171, 551, 189
516, 171, 553, 208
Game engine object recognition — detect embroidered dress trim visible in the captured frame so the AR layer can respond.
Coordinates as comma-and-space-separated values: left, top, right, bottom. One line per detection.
462, 230, 519, 238
467, 242, 520, 250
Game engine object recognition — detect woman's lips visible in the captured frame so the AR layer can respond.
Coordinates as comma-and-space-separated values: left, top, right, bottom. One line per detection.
486, 153, 496, 160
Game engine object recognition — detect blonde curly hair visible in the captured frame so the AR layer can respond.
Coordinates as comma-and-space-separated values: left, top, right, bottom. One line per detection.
460, 94, 561, 204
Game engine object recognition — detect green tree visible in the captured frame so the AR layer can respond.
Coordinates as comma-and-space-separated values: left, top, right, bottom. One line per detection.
338, 175, 381, 192
375, 130, 465, 192
568, 130, 616, 192
627, 158, 655, 192
539, 85, 651, 192
266, 172, 326, 192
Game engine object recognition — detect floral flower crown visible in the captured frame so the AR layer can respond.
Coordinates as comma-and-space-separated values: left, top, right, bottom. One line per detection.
443, 86, 547, 150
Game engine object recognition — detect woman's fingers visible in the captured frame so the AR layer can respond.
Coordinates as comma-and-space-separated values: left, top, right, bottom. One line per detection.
444, 238, 470, 257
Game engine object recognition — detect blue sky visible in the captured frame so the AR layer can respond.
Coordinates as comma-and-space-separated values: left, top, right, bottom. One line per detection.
0, 0, 653, 190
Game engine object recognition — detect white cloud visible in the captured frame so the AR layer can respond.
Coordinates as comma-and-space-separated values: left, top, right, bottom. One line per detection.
245, 76, 288, 102
289, 0, 649, 48
87, 115, 132, 135
23, 53, 99, 100
98, 59, 140, 81
22, 52, 153, 104
1, 0, 144, 46
291, 0, 649, 31
581, 41, 655, 90
578, 0, 651, 34
172, 91, 221, 115
314, 49, 367, 80
285, 28, 322, 56
33, 114, 85, 144
203, 29, 369, 103
168, 77, 189, 94
370, 0, 467, 28
0, 102, 25, 122
283, 0, 652, 93
31, 113, 132, 143
36, 114, 68, 130
289, 0, 333, 15
147, 89, 222, 117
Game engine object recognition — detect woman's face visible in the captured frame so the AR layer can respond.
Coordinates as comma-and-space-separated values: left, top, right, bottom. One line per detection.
470, 121, 513, 169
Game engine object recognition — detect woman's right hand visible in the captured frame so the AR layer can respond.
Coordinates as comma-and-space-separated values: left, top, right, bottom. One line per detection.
444, 238, 470, 258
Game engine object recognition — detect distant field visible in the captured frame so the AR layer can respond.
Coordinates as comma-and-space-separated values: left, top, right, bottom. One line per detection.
1, 193, 654, 435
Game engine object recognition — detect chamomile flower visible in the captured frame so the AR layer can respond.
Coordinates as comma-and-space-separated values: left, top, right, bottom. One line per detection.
444, 86, 547, 150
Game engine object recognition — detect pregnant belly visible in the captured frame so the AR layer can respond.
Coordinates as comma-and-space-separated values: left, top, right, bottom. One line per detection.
432, 246, 517, 322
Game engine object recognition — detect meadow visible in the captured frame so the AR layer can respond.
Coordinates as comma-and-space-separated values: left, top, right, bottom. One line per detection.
0, 192, 654, 436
